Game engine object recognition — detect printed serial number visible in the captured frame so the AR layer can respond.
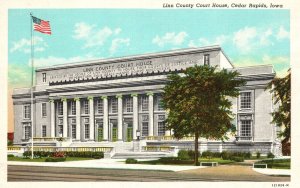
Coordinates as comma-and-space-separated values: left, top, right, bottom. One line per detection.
272, 184, 289, 187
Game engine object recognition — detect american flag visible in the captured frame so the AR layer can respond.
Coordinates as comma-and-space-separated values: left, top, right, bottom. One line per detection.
32, 16, 51, 35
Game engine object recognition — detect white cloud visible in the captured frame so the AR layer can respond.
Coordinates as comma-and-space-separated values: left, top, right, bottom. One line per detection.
259, 28, 273, 46
114, 28, 121, 35
152, 32, 188, 47
262, 55, 289, 65
276, 26, 289, 40
234, 55, 290, 78
73, 22, 95, 39
110, 38, 130, 54
188, 35, 228, 48
73, 23, 126, 49
10, 36, 47, 53
233, 27, 257, 53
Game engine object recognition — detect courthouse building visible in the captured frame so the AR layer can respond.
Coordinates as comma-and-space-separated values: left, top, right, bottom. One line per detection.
12, 45, 282, 155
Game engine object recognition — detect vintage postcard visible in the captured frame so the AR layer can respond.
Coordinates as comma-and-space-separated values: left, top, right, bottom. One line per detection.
1, 0, 299, 187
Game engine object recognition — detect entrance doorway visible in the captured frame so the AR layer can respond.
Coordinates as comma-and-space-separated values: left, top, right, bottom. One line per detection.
109, 119, 118, 142
124, 118, 133, 142
95, 119, 103, 142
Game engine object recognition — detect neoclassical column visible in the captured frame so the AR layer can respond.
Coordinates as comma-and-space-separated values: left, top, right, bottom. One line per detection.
116, 94, 123, 141
49, 99, 55, 137
147, 92, 154, 136
131, 93, 138, 140
74, 97, 81, 140
102, 96, 108, 141
62, 97, 68, 137
88, 96, 94, 141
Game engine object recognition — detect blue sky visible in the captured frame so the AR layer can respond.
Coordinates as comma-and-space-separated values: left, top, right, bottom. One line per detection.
8, 9, 290, 89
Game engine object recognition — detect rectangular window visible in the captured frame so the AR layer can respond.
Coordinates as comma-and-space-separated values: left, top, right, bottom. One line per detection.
157, 96, 164, 111
142, 122, 149, 136
42, 103, 47, 117
83, 100, 89, 114
24, 105, 31, 119
141, 115, 149, 136
42, 73, 46, 83
58, 118, 63, 136
240, 120, 252, 137
110, 97, 118, 113
85, 120, 90, 139
42, 125, 46, 137
58, 125, 63, 136
96, 99, 103, 114
125, 97, 133, 112
57, 102, 63, 116
204, 54, 210, 65
25, 126, 31, 139
72, 125, 76, 139
240, 92, 252, 109
158, 115, 166, 136
141, 96, 149, 112
71, 101, 76, 115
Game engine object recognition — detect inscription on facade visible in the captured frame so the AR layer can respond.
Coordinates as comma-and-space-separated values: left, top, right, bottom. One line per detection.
49, 58, 201, 83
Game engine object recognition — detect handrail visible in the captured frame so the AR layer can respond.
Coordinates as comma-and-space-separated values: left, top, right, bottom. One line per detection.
145, 136, 195, 141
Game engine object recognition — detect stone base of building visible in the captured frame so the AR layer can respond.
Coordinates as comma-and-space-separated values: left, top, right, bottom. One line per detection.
146, 141, 282, 157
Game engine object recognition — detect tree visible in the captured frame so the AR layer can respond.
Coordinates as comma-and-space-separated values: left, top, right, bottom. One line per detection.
162, 65, 246, 165
267, 70, 291, 154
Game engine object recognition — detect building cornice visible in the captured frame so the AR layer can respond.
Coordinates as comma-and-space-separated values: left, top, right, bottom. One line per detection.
36, 46, 221, 72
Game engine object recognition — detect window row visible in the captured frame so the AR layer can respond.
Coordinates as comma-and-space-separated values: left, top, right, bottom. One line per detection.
56, 95, 165, 116
22, 91, 250, 119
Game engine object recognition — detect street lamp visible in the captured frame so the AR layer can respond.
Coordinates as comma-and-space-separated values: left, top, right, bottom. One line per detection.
136, 130, 140, 141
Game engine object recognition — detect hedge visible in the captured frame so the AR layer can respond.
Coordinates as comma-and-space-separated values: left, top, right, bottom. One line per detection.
125, 158, 138, 164
45, 157, 66, 162
23, 151, 104, 159
178, 150, 200, 160
158, 157, 194, 165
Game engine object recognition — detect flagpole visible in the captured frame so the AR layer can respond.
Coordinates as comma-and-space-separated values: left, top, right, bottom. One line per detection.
30, 12, 34, 159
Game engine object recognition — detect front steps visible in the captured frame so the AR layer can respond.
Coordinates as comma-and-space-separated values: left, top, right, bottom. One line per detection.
112, 152, 172, 159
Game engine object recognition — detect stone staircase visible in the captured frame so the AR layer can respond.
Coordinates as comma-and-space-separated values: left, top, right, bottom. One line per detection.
112, 152, 171, 159
69, 142, 133, 152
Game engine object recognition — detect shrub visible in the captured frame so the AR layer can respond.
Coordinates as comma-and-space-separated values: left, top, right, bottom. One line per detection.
8, 154, 14, 157
221, 151, 233, 160
188, 150, 201, 159
177, 150, 190, 160
52, 151, 65, 158
125, 158, 138, 164
256, 151, 261, 159
7, 140, 13, 146
45, 157, 66, 162
201, 151, 221, 158
158, 157, 194, 165
177, 150, 200, 160
93, 154, 103, 159
201, 151, 213, 158
245, 152, 251, 159
23, 151, 31, 158
267, 152, 275, 158
65, 151, 104, 158
231, 156, 244, 162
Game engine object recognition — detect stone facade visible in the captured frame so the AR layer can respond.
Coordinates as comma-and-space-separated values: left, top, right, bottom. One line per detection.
12, 45, 281, 156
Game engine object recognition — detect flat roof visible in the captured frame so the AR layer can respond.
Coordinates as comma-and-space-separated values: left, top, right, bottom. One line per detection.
36, 45, 232, 72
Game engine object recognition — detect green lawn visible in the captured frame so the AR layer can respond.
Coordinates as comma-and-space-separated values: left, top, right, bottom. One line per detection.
255, 159, 290, 169
8, 156, 94, 162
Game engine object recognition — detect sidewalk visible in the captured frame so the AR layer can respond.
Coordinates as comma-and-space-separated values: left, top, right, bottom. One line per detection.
252, 168, 290, 176
7, 159, 205, 172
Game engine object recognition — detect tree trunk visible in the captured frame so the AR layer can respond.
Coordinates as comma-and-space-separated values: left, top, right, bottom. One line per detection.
194, 132, 199, 166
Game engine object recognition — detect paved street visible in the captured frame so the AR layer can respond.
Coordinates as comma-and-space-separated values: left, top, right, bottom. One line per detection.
8, 165, 290, 182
